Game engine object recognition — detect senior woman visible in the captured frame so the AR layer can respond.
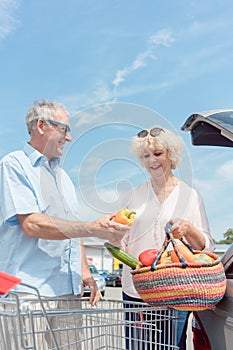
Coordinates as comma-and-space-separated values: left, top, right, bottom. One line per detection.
121, 127, 215, 350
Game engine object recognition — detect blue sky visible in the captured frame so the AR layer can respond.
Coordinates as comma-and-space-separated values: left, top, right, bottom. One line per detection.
0, 0, 233, 241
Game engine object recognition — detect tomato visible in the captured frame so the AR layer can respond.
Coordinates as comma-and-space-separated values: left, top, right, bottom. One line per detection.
138, 249, 160, 267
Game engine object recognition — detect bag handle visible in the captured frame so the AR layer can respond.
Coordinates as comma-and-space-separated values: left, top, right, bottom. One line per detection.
151, 222, 195, 271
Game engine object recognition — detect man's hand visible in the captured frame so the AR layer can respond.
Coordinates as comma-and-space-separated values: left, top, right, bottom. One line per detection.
90, 214, 130, 246
82, 276, 102, 306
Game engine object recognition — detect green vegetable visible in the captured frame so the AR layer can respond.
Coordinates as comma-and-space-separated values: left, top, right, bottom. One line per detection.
104, 242, 141, 269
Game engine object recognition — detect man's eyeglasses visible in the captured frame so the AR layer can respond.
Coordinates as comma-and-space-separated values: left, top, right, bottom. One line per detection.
47, 119, 71, 135
137, 127, 164, 138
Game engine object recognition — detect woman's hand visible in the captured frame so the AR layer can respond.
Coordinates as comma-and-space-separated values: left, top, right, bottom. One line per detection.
169, 218, 206, 250
170, 218, 190, 240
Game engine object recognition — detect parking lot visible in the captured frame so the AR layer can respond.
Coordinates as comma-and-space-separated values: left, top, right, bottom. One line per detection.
104, 286, 122, 299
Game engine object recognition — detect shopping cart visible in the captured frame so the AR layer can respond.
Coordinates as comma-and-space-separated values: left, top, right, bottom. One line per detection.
0, 272, 179, 350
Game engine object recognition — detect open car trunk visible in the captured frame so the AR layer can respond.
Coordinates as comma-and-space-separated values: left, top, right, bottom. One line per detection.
181, 109, 233, 147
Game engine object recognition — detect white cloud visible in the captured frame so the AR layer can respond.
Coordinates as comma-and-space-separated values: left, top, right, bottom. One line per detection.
93, 83, 114, 103
187, 10, 233, 38
192, 177, 214, 192
112, 28, 175, 88
61, 18, 232, 116
60, 83, 115, 119
191, 174, 232, 240
149, 29, 175, 47
96, 188, 119, 203
73, 103, 113, 127
0, 0, 20, 40
217, 159, 233, 182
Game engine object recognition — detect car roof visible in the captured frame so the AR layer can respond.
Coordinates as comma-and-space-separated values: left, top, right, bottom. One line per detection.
181, 109, 233, 147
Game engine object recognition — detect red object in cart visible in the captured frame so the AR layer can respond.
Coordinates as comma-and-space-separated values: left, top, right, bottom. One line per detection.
0, 271, 22, 294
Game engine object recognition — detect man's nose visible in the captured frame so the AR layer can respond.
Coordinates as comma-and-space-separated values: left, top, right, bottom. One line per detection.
65, 132, 72, 142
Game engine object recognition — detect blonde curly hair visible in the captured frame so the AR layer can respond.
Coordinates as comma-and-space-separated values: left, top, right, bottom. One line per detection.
131, 127, 184, 169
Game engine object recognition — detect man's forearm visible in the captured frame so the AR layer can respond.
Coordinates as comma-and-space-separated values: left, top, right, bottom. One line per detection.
17, 213, 94, 240
16, 212, 128, 243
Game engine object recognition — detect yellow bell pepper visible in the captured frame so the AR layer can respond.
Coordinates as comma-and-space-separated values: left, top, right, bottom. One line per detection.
114, 208, 136, 226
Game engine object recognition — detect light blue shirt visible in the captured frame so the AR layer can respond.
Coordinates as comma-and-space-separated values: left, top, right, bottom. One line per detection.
0, 143, 82, 296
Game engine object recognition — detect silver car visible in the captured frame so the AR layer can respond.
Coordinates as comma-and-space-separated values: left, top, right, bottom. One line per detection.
181, 109, 233, 350
83, 263, 106, 297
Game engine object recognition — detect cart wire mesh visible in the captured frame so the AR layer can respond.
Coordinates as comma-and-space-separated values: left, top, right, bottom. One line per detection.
0, 283, 179, 350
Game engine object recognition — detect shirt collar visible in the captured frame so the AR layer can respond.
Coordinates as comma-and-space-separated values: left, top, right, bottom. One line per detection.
23, 143, 60, 168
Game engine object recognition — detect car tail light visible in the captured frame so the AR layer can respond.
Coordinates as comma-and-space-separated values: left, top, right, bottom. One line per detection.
192, 312, 211, 350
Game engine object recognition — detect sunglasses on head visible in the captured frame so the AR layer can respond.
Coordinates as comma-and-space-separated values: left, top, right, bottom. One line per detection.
137, 127, 164, 138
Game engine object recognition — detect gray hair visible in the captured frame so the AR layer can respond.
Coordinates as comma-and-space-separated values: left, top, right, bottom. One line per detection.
26, 99, 69, 135
131, 128, 184, 169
